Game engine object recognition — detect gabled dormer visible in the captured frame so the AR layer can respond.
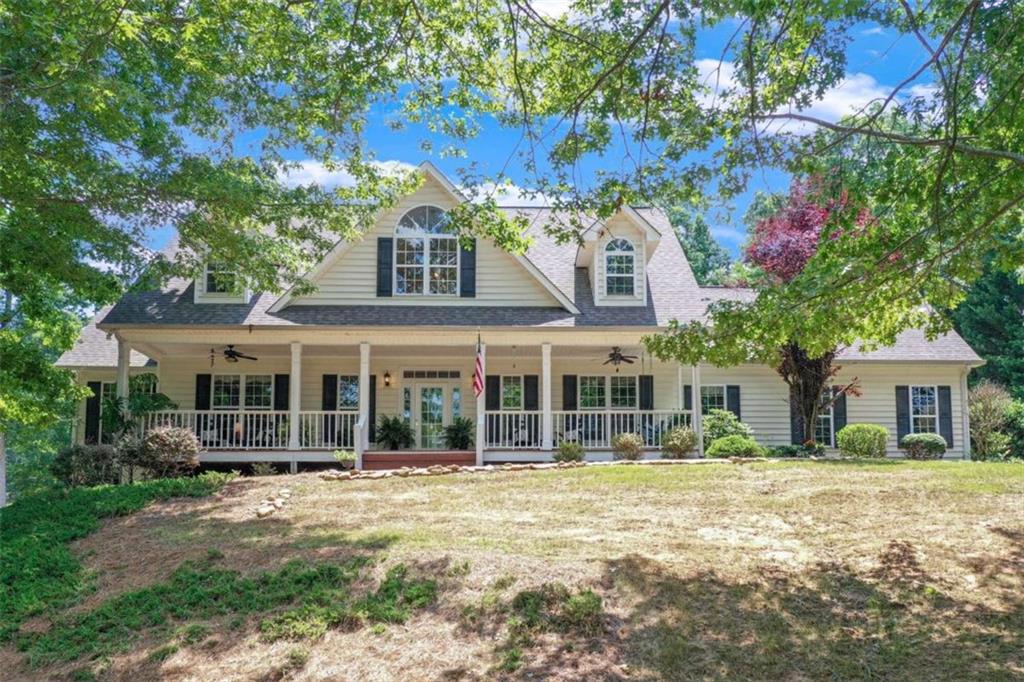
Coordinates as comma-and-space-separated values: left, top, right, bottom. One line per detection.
193, 259, 250, 304
576, 207, 662, 306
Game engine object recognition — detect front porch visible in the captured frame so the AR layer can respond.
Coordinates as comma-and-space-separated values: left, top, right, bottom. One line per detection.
104, 331, 702, 468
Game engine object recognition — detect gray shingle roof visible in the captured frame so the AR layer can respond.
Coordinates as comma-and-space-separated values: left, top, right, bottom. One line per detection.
56, 307, 154, 368
88, 205, 980, 365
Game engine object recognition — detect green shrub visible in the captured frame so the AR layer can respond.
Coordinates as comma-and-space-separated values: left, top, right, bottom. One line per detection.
661, 426, 697, 458
702, 409, 754, 449
139, 426, 201, 478
1004, 401, 1024, 460
376, 415, 414, 450
332, 450, 356, 468
610, 432, 644, 460
251, 462, 278, 476
969, 381, 1013, 460
50, 444, 120, 487
836, 423, 889, 458
900, 433, 947, 460
706, 435, 766, 458
442, 416, 475, 450
553, 441, 585, 462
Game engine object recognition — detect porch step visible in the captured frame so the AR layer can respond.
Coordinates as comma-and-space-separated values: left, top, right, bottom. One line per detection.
362, 450, 476, 470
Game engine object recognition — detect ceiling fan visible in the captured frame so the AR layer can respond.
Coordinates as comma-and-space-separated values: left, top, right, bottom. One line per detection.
603, 346, 637, 366
210, 345, 258, 366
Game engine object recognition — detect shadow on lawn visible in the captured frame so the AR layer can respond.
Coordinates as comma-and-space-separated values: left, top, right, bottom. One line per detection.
603, 530, 1023, 681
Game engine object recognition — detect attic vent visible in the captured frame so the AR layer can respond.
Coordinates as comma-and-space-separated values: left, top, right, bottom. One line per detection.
402, 370, 461, 379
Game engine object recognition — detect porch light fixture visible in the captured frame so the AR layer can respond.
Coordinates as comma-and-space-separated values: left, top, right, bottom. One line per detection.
383, 371, 392, 387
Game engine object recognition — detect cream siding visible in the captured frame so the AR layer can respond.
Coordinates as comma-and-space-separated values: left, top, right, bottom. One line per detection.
592, 216, 647, 306
288, 176, 559, 307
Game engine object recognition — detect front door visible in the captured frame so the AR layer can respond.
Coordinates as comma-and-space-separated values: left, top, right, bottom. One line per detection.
415, 384, 447, 448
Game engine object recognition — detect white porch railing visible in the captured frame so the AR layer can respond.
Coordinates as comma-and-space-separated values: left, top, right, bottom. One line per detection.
140, 410, 291, 450
483, 411, 542, 450
297, 411, 359, 450
552, 410, 691, 449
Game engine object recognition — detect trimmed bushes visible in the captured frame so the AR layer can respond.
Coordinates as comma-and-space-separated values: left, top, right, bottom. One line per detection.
50, 445, 120, 487
836, 424, 889, 459
706, 435, 766, 458
553, 441, 585, 462
139, 426, 201, 478
900, 433, 947, 460
661, 426, 697, 458
702, 409, 753, 449
611, 433, 644, 460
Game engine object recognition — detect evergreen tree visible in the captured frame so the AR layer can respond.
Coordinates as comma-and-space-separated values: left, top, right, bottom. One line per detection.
953, 264, 1024, 399
666, 210, 731, 285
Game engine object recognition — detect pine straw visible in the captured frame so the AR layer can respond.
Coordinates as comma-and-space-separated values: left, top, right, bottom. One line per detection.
5, 461, 1022, 680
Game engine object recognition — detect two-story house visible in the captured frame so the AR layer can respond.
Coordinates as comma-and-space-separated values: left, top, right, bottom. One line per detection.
57, 163, 982, 469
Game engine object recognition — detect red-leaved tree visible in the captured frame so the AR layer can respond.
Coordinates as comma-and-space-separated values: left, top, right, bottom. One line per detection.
745, 178, 866, 446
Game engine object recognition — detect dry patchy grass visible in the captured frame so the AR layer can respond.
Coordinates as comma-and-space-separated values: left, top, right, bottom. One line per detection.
4, 460, 1022, 681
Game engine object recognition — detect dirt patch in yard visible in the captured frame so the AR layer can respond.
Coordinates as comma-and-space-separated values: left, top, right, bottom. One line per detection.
4, 461, 1022, 681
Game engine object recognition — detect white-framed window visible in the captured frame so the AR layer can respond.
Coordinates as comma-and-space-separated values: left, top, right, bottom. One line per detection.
609, 376, 638, 408
394, 205, 458, 296
579, 376, 607, 409
815, 391, 834, 446
605, 238, 636, 296
338, 375, 359, 411
212, 375, 242, 410
244, 375, 273, 410
910, 385, 938, 434
205, 261, 236, 294
700, 385, 726, 415
501, 375, 523, 410
579, 376, 638, 409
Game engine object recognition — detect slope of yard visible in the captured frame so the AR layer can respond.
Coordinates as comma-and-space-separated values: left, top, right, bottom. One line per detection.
2, 460, 1022, 681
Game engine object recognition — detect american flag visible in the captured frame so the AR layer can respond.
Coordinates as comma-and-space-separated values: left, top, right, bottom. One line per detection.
473, 336, 484, 398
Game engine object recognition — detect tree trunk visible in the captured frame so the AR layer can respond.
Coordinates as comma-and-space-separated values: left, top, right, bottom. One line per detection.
776, 342, 845, 446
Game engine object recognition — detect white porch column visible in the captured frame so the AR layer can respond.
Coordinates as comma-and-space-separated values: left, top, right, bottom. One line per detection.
358, 342, 371, 462
288, 342, 302, 454
541, 342, 553, 451
691, 364, 704, 457
115, 338, 131, 400
960, 366, 971, 460
475, 342, 486, 466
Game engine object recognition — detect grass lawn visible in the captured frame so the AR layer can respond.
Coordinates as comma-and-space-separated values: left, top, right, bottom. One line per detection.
2, 460, 1022, 680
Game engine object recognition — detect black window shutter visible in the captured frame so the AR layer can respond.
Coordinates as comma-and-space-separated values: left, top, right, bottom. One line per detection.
369, 375, 377, 443
274, 374, 290, 411
562, 375, 577, 410
84, 381, 102, 444
523, 375, 539, 410
832, 388, 847, 446
459, 238, 476, 298
726, 385, 741, 420
938, 385, 953, 448
376, 237, 393, 297
789, 388, 804, 445
195, 374, 212, 410
683, 384, 692, 411
322, 374, 338, 410
485, 375, 501, 411
639, 375, 654, 410
895, 385, 910, 445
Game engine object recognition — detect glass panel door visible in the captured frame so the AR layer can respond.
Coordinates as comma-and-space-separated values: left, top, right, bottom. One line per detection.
418, 385, 445, 448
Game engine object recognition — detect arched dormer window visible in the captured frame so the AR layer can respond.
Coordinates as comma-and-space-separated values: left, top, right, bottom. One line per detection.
605, 238, 636, 296
394, 205, 458, 295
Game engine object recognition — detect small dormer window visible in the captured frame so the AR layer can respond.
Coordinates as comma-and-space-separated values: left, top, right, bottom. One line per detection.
205, 262, 236, 293
395, 205, 458, 295
605, 238, 635, 296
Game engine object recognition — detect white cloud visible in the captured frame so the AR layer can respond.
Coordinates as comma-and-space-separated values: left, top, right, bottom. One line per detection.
279, 159, 416, 188
462, 181, 556, 207
710, 226, 746, 243
531, 0, 576, 17
861, 26, 885, 36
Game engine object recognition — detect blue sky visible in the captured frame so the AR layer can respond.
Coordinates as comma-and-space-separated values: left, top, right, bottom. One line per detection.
170, 14, 930, 259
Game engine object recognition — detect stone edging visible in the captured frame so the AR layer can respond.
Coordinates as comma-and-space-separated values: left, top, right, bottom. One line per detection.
317, 456, 827, 481
255, 487, 292, 518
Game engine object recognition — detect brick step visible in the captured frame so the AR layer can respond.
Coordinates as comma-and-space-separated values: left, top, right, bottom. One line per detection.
362, 450, 476, 470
